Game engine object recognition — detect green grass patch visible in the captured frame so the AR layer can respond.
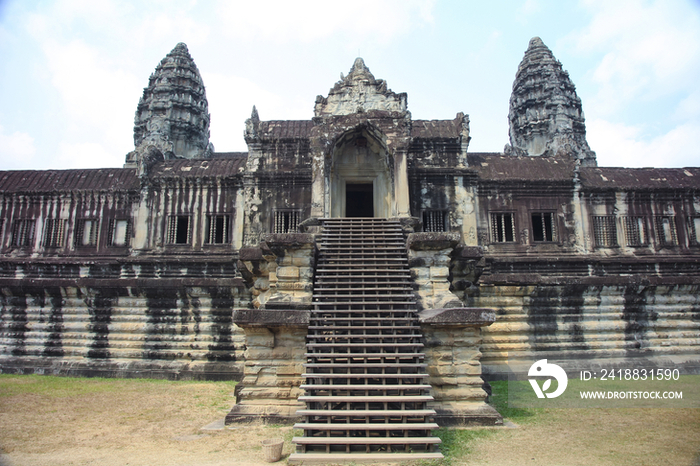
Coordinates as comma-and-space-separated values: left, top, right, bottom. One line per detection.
0, 374, 236, 401
488, 379, 541, 423
435, 427, 497, 462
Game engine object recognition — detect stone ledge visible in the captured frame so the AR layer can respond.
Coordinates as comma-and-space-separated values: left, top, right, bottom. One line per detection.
407, 232, 461, 250
418, 307, 495, 327
262, 233, 316, 255
239, 247, 263, 261
232, 309, 310, 328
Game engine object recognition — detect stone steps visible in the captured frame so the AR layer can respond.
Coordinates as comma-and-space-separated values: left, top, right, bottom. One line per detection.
291, 218, 442, 463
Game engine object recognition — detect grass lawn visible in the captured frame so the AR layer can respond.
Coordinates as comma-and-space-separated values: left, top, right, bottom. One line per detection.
0, 375, 698, 465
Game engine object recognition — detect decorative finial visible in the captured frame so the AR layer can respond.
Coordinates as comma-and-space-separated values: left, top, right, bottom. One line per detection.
528, 37, 545, 49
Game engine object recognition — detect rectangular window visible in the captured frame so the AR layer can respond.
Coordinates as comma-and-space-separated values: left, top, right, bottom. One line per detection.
273, 211, 300, 234
655, 216, 678, 247
689, 217, 700, 245
531, 212, 556, 242
592, 216, 618, 247
12, 219, 35, 247
491, 212, 515, 243
205, 214, 229, 244
108, 219, 131, 247
75, 219, 99, 247
167, 215, 191, 244
623, 216, 646, 247
43, 219, 65, 248
423, 210, 447, 233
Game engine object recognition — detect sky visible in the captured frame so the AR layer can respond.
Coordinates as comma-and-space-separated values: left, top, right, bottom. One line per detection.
0, 0, 699, 171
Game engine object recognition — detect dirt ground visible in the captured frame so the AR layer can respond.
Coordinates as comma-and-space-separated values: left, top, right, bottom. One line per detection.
1, 375, 699, 466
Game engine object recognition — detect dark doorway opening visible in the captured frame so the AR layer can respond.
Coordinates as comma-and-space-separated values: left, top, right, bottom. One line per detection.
346, 183, 374, 217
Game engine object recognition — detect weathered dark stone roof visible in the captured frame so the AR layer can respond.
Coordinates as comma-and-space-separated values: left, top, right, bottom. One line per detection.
468, 153, 576, 182
0, 168, 139, 193
211, 151, 248, 158
258, 120, 314, 139
580, 167, 700, 190
249, 118, 464, 140
411, 120, 462, 139
150, 157, 247, 178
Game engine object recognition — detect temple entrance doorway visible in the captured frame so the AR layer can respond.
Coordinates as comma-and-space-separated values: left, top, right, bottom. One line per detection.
346, 183, 374, 217
329, 129, 393, 218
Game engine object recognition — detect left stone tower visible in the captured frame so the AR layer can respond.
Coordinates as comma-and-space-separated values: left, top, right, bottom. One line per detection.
125, 43, 212, 169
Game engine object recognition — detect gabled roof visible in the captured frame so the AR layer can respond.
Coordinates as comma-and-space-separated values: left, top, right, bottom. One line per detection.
149, 156, 247, 179
257, 120, 314, 139
411, 120, 462, 139
579, 167, 700, 190
469, 153, 576, 182
0, 168, 139, 193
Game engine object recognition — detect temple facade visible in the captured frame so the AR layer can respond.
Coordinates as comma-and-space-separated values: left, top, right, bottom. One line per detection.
1, 38, 698, 394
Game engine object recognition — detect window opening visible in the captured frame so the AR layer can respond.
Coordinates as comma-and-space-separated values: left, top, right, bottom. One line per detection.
423, 210, 447, 233
531, 212, 556, 242
43, 219, 65, 248
206, 215, 229, 243
273, 211, 300, 234
655, 216, 677, 247
12, 219, 35, 247
108, 219, 131, 247
592, 216, 618, 247
690, 217, 700, 245
75, 219, 99, 247
623, 216, 646, 247
491, 213, 515, 243
167, 215, 191, 244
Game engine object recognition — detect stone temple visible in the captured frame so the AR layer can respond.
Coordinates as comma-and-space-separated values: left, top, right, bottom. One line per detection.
1, 38, 699, 461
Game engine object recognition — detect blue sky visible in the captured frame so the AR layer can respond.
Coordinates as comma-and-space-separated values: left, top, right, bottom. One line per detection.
0, 0, 699, 170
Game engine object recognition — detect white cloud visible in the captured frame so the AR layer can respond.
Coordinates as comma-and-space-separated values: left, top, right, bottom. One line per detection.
0, 125, 37, 169
204, 72, 311, 152
570, 0, 700, 114
216, 0, 435, 46
57, 142, 123, 169
588, 118, 700, 168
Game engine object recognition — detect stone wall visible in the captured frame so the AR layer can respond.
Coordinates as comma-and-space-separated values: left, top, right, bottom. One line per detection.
0, 260, 247, 380
470, 282, 700, 377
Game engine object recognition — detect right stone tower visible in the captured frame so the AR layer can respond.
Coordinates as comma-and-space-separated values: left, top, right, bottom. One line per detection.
507, 37, 597, 167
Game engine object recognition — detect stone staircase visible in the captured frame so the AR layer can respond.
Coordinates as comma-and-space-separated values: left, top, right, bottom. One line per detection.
289, 218, 443, 464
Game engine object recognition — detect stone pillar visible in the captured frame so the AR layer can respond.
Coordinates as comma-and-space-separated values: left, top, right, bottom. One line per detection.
419, 308, 502, 426
407, 232, 463, 310
237, 233, 316, 310
394, 149, 411, 217
225, 309, 309, 424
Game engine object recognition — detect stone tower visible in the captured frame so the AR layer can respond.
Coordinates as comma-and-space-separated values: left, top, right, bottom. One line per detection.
126, 43, 212, 170
507, 37, 596, 166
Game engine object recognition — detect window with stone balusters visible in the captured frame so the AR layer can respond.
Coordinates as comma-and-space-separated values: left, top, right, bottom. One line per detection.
491, 212, 516, 243
43, 218, 65, 248
592, 216, 618, 247
108, 219, 131, 247
12, 219, 35, 247
623, 216, 647, 247
531, 212, 556, 242
75, 219, 99, 247
654, 216, 678, 247
273, 210, 300, 234
422, 210, 447, 232
689, 216, 700, 246
205, 214, 229, 244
